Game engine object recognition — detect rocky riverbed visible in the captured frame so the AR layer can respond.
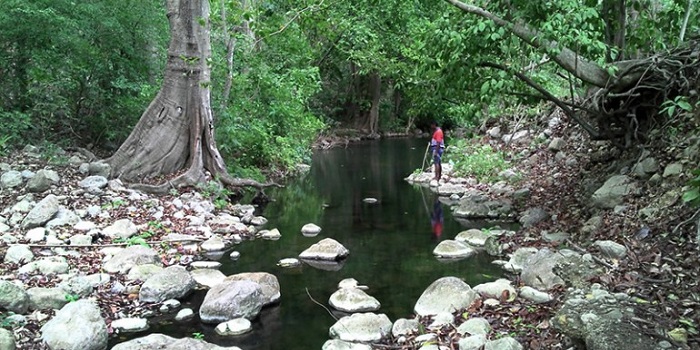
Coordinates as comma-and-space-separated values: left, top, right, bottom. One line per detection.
397, 110, 699, 350
0, 146, 353, 350
2, 104, 699, 350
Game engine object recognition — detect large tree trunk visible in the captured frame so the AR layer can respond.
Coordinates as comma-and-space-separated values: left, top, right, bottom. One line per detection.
106, 0, 269, 193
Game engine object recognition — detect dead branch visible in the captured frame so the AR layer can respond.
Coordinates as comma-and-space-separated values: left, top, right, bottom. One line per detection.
23, 237, 206, 249
565, 239, 617, 270
481, 62, 601, 139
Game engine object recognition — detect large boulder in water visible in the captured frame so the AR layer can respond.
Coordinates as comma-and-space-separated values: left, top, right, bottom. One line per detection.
433, 240, 477, 259
328, 313, 392, 343
224, 272, 281, 305
414, 277, 480, 316
199, 280, 265, 323
299, 238, 349, 260
329, 288, 381, 313
452, 199, 514, 220
111, 334, 242, 350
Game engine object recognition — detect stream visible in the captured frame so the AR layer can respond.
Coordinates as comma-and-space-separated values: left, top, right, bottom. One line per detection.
110, 137, 503, 349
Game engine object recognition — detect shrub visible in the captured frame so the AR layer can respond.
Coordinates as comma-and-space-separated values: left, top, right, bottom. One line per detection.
446, 139, 509, 181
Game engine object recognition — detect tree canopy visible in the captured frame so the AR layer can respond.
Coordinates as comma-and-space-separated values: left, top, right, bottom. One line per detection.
1, 0, 698, 179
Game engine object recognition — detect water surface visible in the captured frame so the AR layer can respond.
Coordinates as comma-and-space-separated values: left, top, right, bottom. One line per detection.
114, 138, 503, 349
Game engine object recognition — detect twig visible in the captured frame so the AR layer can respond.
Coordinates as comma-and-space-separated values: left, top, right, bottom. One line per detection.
672, 207, 700, 234
22, 238, 206, 248
253, 0, 325, 47
305, 287, 338, 321
565, 239, 616, 270
480, 61, 601, 139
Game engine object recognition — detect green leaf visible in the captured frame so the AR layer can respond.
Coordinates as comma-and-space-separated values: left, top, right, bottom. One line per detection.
682, 189, 700, 204
677, 100, 692, 112
480, 81, 490, 94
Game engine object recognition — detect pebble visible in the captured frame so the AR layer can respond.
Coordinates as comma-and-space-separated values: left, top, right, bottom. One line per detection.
111, 317, 149, 333
159, 299, 181, 313
190, 261, 222, 270
175, 308, 195, 322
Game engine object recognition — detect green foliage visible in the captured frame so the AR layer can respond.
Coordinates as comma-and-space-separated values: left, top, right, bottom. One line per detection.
1, 0, 696, 176
64, 294, 80, 303
148, 220, 164, 230
446, 140, 509, 181
682, 169, 700, 207
197, 180, 232, 210
39, 142, 70, 165
209, 1, 324, 174
113, 226, 158, 247
113, 236, 150, 247
0, 109, 31, 153
102, 199, 126, 210
661, 96, 695, 118
0, 0, 167, 149
192, 332, 205, 340
0, 312, 23, 329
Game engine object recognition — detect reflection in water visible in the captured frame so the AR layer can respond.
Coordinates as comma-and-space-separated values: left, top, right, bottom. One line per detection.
431, 198, 444, 240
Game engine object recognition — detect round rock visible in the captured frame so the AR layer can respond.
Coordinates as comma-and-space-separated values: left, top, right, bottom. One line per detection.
215, 318, 252, 336
111, 318, 149, 333
329, 288, 380, 313
301, 223, 322, 236
329, 312, 392, 343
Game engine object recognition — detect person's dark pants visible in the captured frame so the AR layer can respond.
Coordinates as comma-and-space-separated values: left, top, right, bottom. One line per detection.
432, 147, 444, 164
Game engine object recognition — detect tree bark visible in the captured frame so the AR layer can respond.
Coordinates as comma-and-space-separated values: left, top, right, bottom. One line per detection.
219, 0, 237, 112
443, 0, 644, 90
680, 0, 694, 42
602, 0, 626, 61
368, 73, 381, 136
106, 0, 271, 192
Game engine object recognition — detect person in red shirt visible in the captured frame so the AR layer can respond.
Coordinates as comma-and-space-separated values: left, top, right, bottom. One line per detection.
430, 121, 445, 181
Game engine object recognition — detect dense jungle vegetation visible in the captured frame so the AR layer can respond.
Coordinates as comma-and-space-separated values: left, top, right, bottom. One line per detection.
0, 0, 698, 180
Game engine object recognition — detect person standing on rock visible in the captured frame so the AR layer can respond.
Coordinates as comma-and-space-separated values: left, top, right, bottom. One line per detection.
430, 121, 445, 182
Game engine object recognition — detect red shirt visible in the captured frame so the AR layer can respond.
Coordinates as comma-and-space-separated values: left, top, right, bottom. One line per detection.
431, 127, 444, 147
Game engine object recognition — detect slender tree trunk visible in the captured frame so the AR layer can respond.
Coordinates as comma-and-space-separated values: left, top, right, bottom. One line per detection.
219, 0, 236, 111
614, 0, 626, 58
344, 62, 360, 122
106, 0, 269, 192
15, 47, 29, 112
602, 0, 627, 61
368, 73, 381, 136
680, 0, 694, 42
241, 0, 256, 46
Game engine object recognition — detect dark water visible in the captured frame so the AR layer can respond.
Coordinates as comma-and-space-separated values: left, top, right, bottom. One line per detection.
111, 138, 503, 349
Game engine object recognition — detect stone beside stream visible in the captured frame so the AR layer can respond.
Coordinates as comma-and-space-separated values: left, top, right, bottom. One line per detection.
0, 145, 285, 350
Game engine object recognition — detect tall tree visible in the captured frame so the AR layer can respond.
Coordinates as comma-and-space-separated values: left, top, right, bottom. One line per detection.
443, 0, 700, 143
106, 0, 266, 192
